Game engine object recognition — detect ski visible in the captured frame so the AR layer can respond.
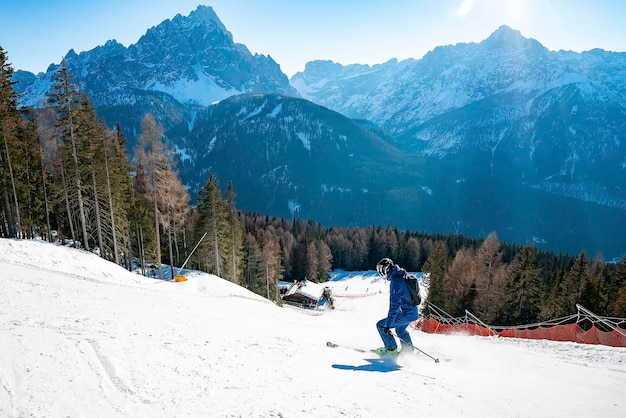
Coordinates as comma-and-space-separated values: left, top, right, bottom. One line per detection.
326, 341, 403, 356
326, 341, 373, 353
327, 340, 443, 363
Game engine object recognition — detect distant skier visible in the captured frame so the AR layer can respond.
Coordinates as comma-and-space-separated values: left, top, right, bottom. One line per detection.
374, 258, 419, 355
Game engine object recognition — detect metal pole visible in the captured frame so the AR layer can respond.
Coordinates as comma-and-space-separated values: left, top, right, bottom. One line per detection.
576, 304, 626, 339
390, 331, 440, 363
465, 309, 497, 336
179, 231, 208, 273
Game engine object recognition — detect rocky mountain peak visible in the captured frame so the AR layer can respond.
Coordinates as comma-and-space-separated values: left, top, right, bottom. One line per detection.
185, 5, 229, 34
483, 25, 546, 54
17, 5, 296, 109
486, 25, 523, 43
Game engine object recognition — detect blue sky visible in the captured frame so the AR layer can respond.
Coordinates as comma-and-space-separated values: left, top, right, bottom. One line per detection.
1, 0, 625, 77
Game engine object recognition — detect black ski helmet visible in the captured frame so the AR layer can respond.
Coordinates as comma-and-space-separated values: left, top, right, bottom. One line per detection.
376, 258, 394, 277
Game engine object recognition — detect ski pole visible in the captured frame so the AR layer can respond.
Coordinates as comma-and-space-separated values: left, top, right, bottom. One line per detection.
390, 331, 440, 363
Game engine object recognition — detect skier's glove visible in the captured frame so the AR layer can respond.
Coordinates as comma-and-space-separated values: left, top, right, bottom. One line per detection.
383, 326, 391, 335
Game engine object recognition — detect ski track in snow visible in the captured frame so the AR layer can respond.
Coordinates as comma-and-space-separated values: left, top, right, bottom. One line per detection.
1, 238, 625, 417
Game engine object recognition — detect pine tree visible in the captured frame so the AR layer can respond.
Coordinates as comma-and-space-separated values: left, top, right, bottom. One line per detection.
350, 228, 369, 270
552, 250, 591, 317
28, 112, 54, 241
612, 259, 626, 317
74, 94, 105, 255
0, 49, 53, 240
194, 173, 228, 277
243, 231, 263, 292
2, 113, 47, 239
497, 243, 544, 325
224, 181, 244, 284
289, 230, 308, 280
579, 259, 608, 314
404, 236, 422, 271
128, 192, 157, 274
47, 63, 90, 249
540, 260, 569, 320
325, 228, 352, 269
102, 124, 134, 265
0, 46, 24, 237
422, 241, 449, 310
277, 221, 296, 278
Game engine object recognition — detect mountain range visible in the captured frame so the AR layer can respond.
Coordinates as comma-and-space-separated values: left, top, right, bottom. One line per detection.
13, 6, 626, 259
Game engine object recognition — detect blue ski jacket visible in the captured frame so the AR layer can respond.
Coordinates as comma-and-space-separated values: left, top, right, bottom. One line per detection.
385, 265, 419, 327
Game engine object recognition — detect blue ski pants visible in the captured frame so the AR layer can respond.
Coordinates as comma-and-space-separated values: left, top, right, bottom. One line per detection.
376, 316, 414, 351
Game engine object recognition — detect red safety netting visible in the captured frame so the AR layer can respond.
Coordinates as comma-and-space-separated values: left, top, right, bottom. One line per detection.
415, 305, 626, 348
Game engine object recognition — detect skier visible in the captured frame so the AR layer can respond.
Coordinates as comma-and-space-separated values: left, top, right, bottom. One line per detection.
374, 257, 419, 355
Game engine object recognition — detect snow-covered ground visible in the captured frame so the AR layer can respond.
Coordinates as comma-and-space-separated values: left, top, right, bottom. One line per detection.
1, 238, 625, 417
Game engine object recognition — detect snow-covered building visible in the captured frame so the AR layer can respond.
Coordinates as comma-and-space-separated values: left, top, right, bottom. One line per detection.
281, 280, 334, 309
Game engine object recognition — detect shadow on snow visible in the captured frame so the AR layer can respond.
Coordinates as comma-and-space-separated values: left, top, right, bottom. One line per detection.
332, 357, 401, 372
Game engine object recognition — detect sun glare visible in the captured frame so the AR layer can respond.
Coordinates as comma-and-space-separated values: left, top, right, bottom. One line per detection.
503, 0, 528, 24
457, 0, 474, 17
456, 0, 529, 26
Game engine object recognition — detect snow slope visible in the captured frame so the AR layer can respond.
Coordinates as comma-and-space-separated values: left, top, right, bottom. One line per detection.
1, 238, 625, 417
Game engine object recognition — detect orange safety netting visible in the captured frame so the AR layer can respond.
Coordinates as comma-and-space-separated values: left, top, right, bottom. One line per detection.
417, 317, 626, 348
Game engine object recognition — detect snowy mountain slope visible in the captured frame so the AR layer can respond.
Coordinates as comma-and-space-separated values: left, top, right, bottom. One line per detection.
290, 58, 417, 119
1, 238, 625, 417
180, 93, 424, 224
291, 26, 626, 193
291, 26, 626, 257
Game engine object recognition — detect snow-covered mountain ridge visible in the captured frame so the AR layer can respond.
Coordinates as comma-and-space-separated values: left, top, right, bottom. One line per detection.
291, 26, 626, 189
292, 26, 626, 135
15, 5, 296, 132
